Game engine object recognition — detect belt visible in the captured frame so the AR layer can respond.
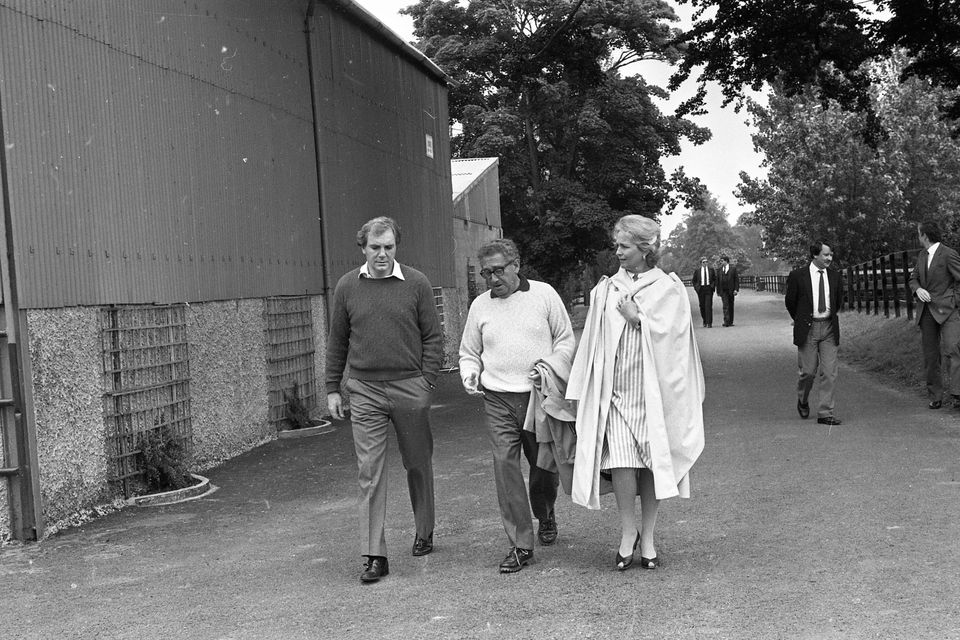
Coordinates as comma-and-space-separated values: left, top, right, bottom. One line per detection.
812, 317, 831, 322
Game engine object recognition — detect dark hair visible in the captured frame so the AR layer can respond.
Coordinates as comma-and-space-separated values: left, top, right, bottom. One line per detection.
918, 221, 942, 244
356, 217, 401, 248
809, 240, 832, 259
720, 255, 730, 263
477, 238, 520, 262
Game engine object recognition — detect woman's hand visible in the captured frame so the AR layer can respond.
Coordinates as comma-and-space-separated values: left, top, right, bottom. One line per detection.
616, 295, 639, 325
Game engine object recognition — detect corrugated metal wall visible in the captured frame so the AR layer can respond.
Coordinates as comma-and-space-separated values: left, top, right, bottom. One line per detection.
0, 0, 323, 307
310, 3, 455, 287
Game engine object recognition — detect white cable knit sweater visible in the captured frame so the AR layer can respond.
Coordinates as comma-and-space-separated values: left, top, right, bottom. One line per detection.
458, 280, 575, 393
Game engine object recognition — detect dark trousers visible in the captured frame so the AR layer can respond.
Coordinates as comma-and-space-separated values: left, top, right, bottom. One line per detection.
346, 376, 435, 557
720, 291, 735, 325
483, 390, 559, 550
919, 307, 960, 402
697, 287, 714, 326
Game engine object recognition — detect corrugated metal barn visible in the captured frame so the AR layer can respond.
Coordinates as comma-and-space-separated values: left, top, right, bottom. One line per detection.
0, 0, 457, 540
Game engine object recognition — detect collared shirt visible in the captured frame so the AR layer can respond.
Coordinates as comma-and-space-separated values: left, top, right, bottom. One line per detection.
490, 274, 531, 298
359, 260, 405, 280
808, 262, 831, 318
700, 265, 710, 286
927, 242, 940, 269
723, 264, 729, 274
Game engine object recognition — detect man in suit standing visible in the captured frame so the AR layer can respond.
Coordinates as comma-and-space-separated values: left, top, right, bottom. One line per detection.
691, 256, 716, 328
909, 220, 960, 410
717, 255, 740, 327
785, 240, 843, 425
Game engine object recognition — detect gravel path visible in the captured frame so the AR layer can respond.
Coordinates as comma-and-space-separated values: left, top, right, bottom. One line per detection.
2, 290, 960, 639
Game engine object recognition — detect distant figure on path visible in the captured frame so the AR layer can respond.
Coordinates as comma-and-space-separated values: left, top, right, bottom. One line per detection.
717, 255, 739, 327
568, 215, 705, 572
909, 220, 960, 410
459, 239, 575, 574
784, 240, 843, 425
325, 216, 443, 583
691, 256, 716, 328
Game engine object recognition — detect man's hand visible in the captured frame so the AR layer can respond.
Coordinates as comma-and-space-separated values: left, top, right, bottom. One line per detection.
462, 372, 484, 396
327, 392, 346, 420
528, 369, 542, 385
917, 287, 932, 303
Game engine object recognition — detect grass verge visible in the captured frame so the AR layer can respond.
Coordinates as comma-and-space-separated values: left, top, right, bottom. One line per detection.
840, 309, 927, 397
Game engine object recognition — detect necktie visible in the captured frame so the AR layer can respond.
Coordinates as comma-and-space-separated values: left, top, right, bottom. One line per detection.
817, 270, 826, 313
703, 267, 708, 286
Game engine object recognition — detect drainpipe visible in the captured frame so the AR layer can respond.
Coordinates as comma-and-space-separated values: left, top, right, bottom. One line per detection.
305, 0, 334, 325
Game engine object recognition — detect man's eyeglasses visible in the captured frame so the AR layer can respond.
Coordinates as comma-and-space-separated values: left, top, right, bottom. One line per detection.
479, 264, 511, 279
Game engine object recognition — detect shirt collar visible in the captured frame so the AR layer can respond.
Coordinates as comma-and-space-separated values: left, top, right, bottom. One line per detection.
928, 242, 941, 256
359, 260, 405, 280
490, 274, 530, 298
809, 262, 826, 274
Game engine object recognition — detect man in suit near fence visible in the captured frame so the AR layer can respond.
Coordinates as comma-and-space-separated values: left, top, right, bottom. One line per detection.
717, 255, 739, 327
909, 220, 960, 410
785, 240, 843, 425
692, 256, 716, 328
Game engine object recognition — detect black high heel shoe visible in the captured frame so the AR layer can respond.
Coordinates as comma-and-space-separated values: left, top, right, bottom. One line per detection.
615, 531, 641, 571
639, 555, 658, 570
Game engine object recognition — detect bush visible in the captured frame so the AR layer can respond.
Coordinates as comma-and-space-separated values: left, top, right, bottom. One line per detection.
137, 426, 193, 493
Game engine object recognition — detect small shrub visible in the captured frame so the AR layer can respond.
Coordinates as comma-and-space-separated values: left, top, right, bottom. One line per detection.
283, 381, 314, 430
137, 426, 193, 493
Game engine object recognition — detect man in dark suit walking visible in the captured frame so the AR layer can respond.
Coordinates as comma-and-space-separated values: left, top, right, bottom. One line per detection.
909, 220, 960, 410
691, 256, 716, 328
785, 240, 843, 425
717, 255, 739, 327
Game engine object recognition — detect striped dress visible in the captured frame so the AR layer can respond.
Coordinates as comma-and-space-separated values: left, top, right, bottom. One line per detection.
599, 281, 651, 471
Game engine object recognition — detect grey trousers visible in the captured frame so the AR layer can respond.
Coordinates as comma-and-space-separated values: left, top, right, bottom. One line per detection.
483, 390, 559, 550
346, 376, 435, 557
797, 320, 839, 418
919, 307, 960, 402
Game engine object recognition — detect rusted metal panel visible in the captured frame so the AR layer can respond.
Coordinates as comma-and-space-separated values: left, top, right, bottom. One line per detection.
310, 3, 454, 287
0, 1, 324, 308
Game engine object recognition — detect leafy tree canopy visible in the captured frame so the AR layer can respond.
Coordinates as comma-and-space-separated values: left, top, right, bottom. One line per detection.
403, 0, 709, 289
737, 54, 960, 267
671, 0, 960, 122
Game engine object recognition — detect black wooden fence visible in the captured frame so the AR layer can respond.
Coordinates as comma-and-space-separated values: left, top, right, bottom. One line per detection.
843, 250, 917, 320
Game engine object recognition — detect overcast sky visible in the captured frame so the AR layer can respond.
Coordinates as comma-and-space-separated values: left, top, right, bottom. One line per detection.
352, 0, 765, 239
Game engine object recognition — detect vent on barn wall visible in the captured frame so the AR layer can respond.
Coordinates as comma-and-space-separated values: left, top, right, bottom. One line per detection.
264, 297, 317, 430
101, 305, 192, 498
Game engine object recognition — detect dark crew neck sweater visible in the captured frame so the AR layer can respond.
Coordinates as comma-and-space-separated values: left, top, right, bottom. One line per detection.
325, 264, 443, 392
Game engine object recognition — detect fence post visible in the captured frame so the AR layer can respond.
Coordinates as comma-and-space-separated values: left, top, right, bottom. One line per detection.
902, 250, 914, 320
879, 257, 890, 317
890, 251, 901, 318
845, 266, 854, 311
854, 263, 862, 313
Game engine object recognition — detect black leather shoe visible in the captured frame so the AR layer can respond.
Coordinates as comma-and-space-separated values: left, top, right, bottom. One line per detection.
929, 400, 943, 409
952, 395, 960, 409
797, 399, 810, 419
360, 556, 389, 583
412, 533, 433, 556
537, 517, 558, 546
639, 556, 659, 570
817, 416, 842, 425
498, 547, 533, 573
616, 531, 640, 571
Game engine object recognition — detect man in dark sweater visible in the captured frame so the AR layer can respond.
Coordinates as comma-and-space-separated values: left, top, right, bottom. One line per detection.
326, 216, 443, 584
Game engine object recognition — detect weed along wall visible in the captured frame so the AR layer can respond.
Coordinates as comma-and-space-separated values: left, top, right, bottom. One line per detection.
1, 295, 328, 539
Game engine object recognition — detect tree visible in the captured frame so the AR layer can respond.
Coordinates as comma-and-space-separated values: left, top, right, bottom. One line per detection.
404, 0, 709, 288
737, 55, 960, 267
661, 191, 740, 276
671, 0, 960, 124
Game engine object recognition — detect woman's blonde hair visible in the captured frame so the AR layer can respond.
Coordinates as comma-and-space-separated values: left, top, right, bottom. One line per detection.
612, 215, 661, 267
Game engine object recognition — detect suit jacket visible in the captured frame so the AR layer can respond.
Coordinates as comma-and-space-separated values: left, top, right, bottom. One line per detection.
717, 265, 739, 294
691, 266, 716, 293
909, 243, 960, 325
784, 265, 843, 347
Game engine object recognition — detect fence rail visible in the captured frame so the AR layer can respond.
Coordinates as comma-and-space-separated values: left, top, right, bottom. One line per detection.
843, 250, 917, 320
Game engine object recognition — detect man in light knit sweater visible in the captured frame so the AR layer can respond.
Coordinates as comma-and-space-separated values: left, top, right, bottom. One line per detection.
326, 216, 443, 584
459, 239, 575, 573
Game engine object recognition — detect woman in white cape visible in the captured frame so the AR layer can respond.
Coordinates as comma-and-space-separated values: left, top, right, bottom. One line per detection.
567, 215, 705, 571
